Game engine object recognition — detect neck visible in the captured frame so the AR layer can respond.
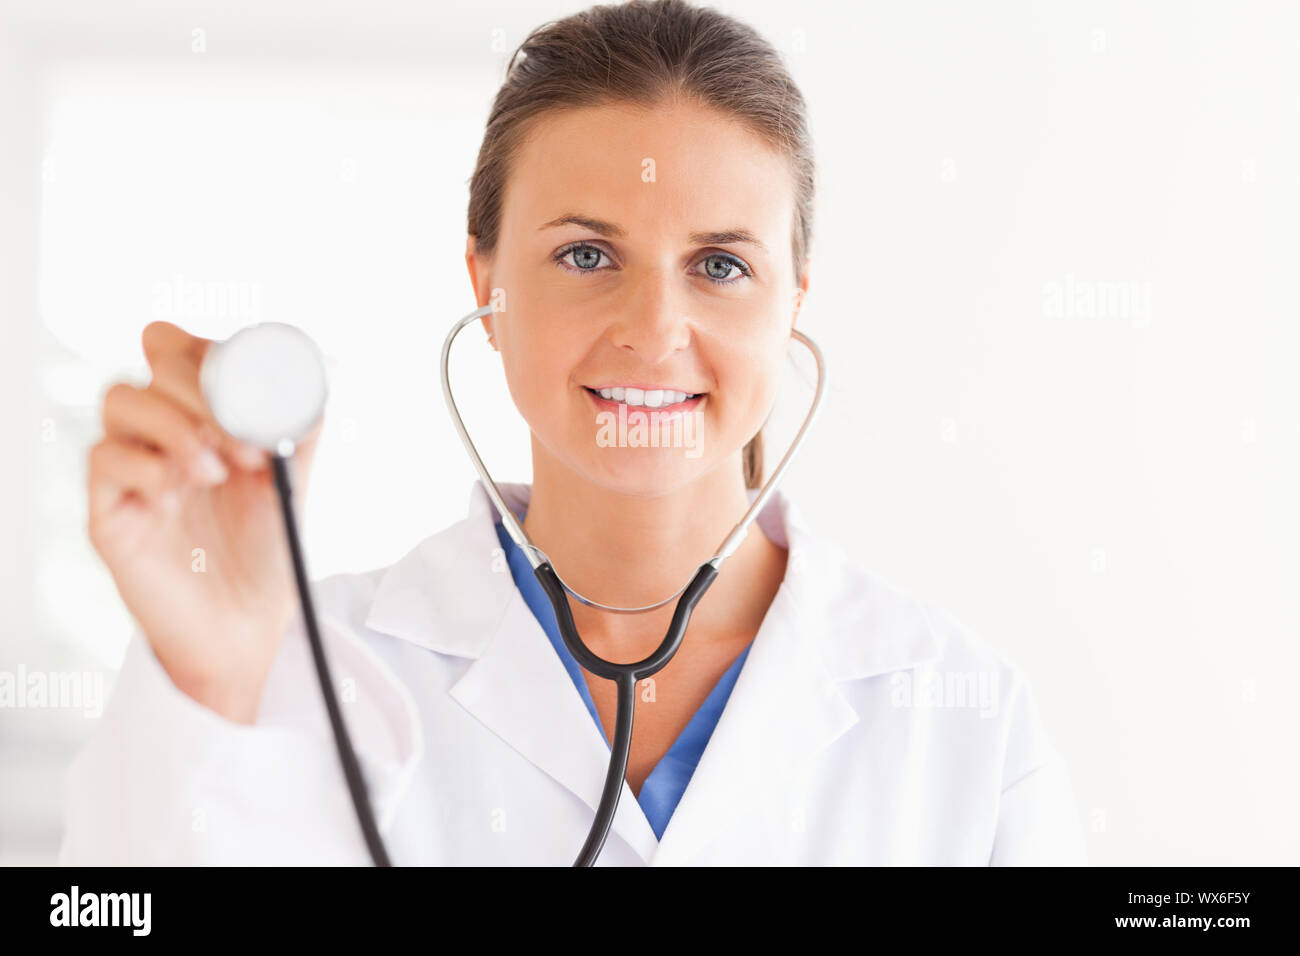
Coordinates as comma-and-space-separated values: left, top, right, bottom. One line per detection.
519, 437, 787, 657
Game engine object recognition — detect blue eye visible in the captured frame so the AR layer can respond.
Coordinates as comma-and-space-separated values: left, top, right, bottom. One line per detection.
696, 253, 752, 286
553, 242, 611, 273
551, 243, 753, 286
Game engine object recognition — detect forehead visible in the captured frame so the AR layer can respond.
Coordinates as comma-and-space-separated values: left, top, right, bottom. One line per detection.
501, 98, 793, 246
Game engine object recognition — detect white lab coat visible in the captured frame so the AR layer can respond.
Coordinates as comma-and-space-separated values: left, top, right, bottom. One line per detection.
58, 480, 1088, 866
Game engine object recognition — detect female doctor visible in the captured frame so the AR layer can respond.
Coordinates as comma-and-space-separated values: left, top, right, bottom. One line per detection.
64, 0, 1087, 866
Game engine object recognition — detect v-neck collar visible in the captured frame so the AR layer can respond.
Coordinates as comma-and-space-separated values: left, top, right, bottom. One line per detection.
493, 509, 751, 839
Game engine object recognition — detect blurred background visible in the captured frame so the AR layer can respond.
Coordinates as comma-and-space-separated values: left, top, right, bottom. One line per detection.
0, 0, 1296, 865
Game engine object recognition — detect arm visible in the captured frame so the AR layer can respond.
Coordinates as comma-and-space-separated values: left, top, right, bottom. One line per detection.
988, 674, 1088, 866
989, 756, 1089, 865
57, 606, 422, 866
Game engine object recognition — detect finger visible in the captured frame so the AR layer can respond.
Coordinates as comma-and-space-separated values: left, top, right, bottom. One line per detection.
141, 319, 209, 367
102, 383, 230, 486
147, 351, 267, 470
88, 438, 178, 518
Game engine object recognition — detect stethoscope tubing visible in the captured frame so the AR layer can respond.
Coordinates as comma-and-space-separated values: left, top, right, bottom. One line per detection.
271, 454, 393, 866
273, 303, 825, 867
534, 559, 720, 866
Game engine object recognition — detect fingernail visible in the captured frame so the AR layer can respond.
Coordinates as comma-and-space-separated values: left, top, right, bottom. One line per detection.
195, 448, 229, 484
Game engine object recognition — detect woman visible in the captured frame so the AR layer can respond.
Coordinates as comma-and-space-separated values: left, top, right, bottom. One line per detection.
64, 0, 1086, 865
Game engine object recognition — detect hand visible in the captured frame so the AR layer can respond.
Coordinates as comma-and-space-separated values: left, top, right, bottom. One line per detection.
87, 321, 323, 723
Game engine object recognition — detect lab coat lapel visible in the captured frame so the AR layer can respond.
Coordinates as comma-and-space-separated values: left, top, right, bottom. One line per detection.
446, 591, 661, 863
646, 563, 859, 866
364, 480, 659, 864
647, 490, 945, 866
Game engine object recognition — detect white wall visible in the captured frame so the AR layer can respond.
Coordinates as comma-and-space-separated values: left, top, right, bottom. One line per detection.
0, 0, 1295, 865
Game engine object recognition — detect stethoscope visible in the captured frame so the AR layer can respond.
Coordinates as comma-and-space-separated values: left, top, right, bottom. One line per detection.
200, 303, 826, 867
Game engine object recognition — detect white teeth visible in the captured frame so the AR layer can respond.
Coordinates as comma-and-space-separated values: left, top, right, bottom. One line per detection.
591, 387, 698, 408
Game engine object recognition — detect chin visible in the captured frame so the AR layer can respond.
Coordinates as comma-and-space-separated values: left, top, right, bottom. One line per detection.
575, 446, 712, 499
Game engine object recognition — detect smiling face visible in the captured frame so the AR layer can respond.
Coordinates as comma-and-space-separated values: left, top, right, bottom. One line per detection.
468, 95, 807, 499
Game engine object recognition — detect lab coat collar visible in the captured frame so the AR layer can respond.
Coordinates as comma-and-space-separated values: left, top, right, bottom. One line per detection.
363, 479, 943, 864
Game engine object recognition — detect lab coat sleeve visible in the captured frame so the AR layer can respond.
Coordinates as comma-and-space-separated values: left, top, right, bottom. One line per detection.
56, 601, 423, 866
988, 672, 1089, 866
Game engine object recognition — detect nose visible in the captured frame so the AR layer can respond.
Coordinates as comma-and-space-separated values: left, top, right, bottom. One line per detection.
605, 267, 693, 365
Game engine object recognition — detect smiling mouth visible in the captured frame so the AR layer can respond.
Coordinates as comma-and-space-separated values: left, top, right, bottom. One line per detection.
583, 385, 705, 412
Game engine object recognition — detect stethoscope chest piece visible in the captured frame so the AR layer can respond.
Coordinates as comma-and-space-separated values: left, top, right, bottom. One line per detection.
200, 322, 328, 455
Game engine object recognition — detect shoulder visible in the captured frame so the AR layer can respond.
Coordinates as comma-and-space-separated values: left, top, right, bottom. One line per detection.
797, 516, 1026, 677
307, 562, 395, 632
916, 597, 1026, 688
300, 507, 512, 659
907, 593, 1068, 800
800, 525, 1060, 788
796, 522, 1025, 686
302, 505, 488, 627
798, 533, 1087, 861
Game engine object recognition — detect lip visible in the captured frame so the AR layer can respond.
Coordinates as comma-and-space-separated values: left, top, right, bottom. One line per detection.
583, 385, 705, 418
587, 383, 705, 395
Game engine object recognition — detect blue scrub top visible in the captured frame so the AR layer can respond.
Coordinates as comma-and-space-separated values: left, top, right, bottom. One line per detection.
494, 511, 751, 840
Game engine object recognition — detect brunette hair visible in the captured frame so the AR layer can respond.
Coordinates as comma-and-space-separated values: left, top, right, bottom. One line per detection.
467, 0, 815, 488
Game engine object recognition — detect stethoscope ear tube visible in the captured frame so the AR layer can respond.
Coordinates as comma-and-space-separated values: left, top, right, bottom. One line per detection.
533, 561, 720, 867
271, 454, 393, 867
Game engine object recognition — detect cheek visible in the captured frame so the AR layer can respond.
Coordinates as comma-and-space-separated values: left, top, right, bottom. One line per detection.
715, 336, 788, 427
500, 322, 579, 421
506, 350, 561, 417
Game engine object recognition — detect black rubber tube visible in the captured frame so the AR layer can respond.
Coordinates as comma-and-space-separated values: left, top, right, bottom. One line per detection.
274, 448, 718, 868
535, 561, 719, 867
271, 453, 392, 867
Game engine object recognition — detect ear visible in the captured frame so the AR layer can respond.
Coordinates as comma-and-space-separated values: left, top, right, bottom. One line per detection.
792, 259, 811, 329
465, 234, 496, 345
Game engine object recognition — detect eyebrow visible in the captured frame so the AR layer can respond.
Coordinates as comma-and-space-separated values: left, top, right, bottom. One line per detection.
539, 214, 768, 253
